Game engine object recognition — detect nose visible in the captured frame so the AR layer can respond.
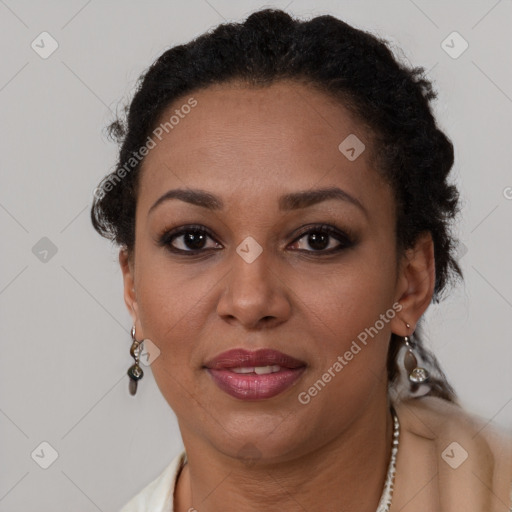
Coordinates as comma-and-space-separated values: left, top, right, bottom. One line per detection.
216, 246, 292, 330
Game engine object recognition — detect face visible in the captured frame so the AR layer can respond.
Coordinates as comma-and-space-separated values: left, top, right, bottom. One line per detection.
121, 80, 430, 463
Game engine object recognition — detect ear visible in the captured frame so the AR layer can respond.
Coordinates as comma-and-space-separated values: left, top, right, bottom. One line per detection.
390, 231, 435, 336
119, 248, 145, 339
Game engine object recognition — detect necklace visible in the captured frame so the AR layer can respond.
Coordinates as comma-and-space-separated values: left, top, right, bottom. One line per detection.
375, 406, 400, 512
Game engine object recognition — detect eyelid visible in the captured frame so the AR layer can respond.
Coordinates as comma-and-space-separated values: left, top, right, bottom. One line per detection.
291, 223, 355, 244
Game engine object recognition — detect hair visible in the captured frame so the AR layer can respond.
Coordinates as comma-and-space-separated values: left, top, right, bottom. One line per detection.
91, 8, 463, 403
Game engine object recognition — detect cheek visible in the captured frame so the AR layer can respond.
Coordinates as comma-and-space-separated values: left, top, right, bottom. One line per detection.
133, 257, 218, 390
294, 256, 396, 394
136, 279, 205, 362
300, 253, 397, 337
306, 295, 393, 381
135, 245, 217, 334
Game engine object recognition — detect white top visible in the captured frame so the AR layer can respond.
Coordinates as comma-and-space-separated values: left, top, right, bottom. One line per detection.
120, 450, 188, 512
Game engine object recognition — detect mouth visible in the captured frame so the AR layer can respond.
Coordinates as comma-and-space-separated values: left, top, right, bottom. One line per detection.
203, 348, 307, 400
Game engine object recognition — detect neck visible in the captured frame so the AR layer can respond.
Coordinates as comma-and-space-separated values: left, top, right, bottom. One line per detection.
175, 393, 393, 512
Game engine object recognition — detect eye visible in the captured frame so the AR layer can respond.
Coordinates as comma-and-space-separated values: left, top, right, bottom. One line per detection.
157, 223, 355, 256
288, 224, 354, 253
158, 225, 222, 254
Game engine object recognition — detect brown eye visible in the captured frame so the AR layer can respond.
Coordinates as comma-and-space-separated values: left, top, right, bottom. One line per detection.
289, 225, 354, 253
158, 225, 222, 254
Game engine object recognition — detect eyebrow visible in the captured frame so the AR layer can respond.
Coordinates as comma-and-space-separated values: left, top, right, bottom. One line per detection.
148, 186, 368, 217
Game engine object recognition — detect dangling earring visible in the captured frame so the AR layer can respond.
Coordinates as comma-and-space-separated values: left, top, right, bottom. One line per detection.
402, 322, 430, 394
128, 325, 144, 396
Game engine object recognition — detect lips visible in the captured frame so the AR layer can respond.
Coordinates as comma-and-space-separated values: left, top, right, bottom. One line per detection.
203, 348, 306, 370
203, 348, 307, 400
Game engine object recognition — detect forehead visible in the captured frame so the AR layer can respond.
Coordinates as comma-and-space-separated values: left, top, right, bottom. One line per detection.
137, 80, 392, 218
144, 80, 364, 165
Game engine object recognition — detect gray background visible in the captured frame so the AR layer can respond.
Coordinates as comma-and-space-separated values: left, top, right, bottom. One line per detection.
1, 0, 511, 510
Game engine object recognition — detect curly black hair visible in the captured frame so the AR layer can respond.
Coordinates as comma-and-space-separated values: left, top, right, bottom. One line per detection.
91, 8, 463, 402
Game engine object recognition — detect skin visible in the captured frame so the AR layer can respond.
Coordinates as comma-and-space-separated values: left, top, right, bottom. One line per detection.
120, 80, 435, 512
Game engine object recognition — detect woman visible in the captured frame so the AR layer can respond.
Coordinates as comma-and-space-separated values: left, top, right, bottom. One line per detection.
91, 8, 512, 512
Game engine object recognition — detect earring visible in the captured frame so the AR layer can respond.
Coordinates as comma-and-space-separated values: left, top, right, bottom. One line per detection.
127, 325, 144, 396
402, 322, 430, 392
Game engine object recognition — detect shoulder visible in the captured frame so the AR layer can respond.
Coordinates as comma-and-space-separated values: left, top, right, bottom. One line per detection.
395, 395, 511, 438
393, 396, 512, 512
119, 450, 187, 512
394, 395, 512, 461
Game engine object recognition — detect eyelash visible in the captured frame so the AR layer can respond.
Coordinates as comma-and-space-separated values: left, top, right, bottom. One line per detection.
157, 223, 356, 256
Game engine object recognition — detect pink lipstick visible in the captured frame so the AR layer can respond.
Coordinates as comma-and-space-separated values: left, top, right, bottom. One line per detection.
203, 348, 307, 400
